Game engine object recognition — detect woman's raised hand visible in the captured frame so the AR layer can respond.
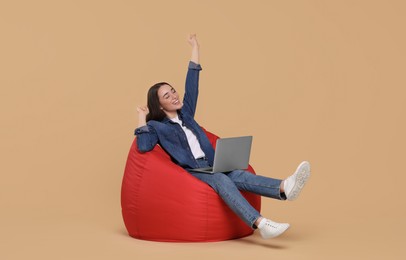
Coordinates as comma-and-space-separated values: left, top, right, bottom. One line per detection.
137, 106, 149, 116
188, 34, 199, 48
137, 106, 149, 127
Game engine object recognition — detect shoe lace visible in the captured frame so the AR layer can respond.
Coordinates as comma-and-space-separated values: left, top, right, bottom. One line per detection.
265, 222, 278, 228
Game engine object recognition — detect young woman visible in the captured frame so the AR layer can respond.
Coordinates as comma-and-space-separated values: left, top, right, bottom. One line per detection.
135, 34, 310, 239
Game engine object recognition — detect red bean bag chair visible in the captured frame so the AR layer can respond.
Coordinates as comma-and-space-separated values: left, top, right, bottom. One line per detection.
121, 129, 261, 242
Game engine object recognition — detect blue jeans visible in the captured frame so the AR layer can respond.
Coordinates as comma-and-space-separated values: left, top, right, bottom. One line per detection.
187, 158, 286, 229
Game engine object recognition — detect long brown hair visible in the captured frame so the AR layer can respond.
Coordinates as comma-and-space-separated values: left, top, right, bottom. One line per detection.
146, 82, 172, 122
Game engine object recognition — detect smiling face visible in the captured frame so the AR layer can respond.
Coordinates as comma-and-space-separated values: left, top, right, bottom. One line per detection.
157, 84, 183, 117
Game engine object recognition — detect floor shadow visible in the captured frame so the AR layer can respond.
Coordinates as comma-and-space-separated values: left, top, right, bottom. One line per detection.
115, 227, 293, 248
235, 234, 289, 249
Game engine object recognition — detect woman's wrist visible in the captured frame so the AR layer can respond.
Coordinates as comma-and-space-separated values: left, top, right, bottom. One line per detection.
191, 46, 199, 64
138, 117, 147, 127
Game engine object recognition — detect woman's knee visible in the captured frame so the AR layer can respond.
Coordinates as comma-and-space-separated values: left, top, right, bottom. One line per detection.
227, 170, 253, 182
210, 173, 236, 191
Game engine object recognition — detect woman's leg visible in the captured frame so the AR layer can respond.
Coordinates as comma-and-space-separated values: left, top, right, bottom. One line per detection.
190, 171, 290, 238
227, 161, 311, 201
190, 171, 261, 228
226, 170, 286, 200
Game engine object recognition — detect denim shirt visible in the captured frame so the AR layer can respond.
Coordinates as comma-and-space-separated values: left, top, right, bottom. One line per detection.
134, 61, 215, 169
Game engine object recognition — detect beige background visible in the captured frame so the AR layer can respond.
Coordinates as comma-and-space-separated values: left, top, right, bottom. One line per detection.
1, 0, 405, 259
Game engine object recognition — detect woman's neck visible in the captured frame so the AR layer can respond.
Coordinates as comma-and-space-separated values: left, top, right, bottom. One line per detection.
165, 110, 178, 119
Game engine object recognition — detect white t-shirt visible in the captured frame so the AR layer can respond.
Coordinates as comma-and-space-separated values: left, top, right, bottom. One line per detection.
170, 115, 206, 159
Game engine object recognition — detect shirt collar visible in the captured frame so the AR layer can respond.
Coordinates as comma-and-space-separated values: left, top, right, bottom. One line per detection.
162, 110, 183, 124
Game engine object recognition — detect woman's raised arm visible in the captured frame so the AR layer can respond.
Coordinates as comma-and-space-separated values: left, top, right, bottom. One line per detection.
188, 34, 199, 64
182, 34, 202, 118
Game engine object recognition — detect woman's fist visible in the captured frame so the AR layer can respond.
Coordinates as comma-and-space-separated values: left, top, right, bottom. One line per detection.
137, 106, 149, 118
188, 34, 199, 48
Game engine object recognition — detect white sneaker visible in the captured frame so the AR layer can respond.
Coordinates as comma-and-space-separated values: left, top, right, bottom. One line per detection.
284, 161, 311, 201
258, 219, 290, 239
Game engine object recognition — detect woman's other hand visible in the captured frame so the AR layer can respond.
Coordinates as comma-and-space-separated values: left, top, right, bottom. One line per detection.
137, 106, 149, 127
137, 106, 149, 116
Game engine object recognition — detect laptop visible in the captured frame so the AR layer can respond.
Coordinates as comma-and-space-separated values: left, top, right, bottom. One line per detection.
192, 136, 253, 174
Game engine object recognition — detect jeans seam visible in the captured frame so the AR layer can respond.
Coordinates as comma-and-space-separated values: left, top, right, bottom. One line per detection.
234, 181, 281, 194
233, 180, 279, 189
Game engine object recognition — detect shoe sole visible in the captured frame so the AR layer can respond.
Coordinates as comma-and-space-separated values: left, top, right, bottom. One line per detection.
287, 161, 310, 201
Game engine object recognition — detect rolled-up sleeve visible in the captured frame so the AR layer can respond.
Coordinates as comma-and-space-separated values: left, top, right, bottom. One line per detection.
134, 125, 158, 152
134, 125, 150, 135
188, 61, 202, 70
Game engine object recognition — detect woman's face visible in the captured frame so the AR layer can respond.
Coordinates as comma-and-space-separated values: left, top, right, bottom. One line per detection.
157, 84, 183, 114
